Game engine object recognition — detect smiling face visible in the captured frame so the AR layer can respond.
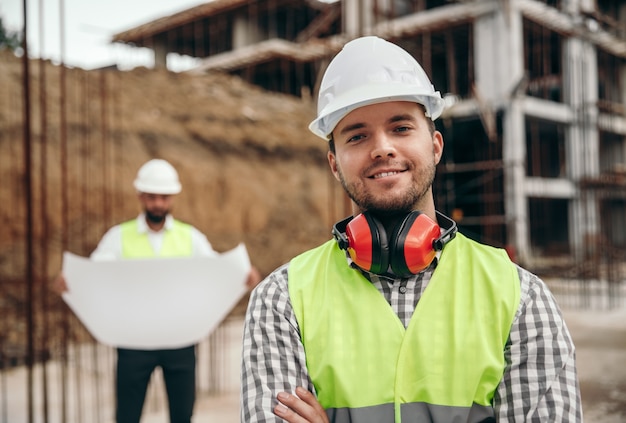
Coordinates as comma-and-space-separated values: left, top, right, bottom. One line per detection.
327, 101, 443, 218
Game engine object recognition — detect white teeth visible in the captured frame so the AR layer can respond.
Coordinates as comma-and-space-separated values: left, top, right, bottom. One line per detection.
374, 171, 398, 179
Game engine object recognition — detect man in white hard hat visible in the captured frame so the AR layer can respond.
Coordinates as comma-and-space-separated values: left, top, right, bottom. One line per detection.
53, 158, 260, 423
240, 36, 581, 422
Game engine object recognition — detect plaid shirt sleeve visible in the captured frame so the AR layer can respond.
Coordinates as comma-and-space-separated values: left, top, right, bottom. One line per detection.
240, 264, 312, 423
494, 266, 583, 421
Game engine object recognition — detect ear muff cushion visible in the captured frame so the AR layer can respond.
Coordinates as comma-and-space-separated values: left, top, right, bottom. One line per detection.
390, 212, 440, 276
346, 213, 389, 274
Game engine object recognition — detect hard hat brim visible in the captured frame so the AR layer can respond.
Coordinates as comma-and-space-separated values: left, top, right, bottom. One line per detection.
133, 180, 182, 195
309, 86, 445, 140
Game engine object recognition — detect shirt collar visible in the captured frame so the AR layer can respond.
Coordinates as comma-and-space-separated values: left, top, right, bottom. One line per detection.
136, 213, 174, 233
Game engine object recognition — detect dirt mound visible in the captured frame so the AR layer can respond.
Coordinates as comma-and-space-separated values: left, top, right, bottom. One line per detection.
0, 50, 346, 277
0, 50, 349, 333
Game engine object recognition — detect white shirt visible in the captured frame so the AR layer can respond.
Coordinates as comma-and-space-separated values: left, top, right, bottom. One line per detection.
90, 213, 217, 261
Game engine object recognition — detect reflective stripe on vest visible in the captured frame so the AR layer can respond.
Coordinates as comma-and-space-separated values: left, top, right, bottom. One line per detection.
327, 402, 495, 422
288, 233, 520, 423
120, 219, 193, 258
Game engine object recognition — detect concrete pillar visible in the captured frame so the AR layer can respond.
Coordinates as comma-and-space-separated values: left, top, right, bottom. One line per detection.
563, 36, 600, 259
343, 0, 375, 37
232, 14, 264, 49
153, 42, 168, 70
474, 2, 530, 263
233, 15, 250, 49
622, 66, 626, 112
474, 5, 525, 102
614, 4, 626, 150
504, 99, 530, 264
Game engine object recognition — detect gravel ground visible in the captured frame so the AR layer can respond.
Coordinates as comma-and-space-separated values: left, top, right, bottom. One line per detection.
563, 308, 626, 423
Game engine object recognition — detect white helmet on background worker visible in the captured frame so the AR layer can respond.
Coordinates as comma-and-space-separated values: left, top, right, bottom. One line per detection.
133, 159, 182, 195
309, 36, 445, 140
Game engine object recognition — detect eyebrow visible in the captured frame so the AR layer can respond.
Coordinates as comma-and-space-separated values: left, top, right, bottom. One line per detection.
338, 113, 417, 136
338, 122, 366, 136
389, 113, 417, 123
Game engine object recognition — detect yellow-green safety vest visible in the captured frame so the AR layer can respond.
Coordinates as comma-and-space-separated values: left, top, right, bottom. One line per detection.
120, 219, 193, 258
288, 233, 520, 423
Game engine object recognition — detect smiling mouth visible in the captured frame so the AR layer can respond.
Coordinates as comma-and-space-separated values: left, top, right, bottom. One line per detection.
372, 171, 401, 179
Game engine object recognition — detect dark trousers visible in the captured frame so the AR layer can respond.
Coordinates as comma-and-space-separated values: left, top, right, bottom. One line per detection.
115, 345, 196, 423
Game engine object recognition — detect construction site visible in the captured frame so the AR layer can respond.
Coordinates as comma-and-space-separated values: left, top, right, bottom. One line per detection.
2, 0, 626, 422
110, 0, 626, 289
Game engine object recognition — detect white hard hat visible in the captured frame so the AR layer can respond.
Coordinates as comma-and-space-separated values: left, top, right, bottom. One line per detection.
133, 159, 182, 194
309, 36, 445, 140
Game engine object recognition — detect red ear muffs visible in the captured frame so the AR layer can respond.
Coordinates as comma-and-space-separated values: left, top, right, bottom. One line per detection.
333, 211, 457, 277
344, 213, 389, 274
389, 212, 442, 275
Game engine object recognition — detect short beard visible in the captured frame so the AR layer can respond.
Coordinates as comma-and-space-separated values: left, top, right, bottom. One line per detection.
336, 161, 436, 216
145, 210, 168, 224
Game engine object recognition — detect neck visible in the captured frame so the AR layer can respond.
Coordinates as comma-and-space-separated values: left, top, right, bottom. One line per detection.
352, 201, 437, 225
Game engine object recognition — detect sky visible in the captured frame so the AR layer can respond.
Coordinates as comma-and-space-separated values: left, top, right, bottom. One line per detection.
1, 0, 209, 71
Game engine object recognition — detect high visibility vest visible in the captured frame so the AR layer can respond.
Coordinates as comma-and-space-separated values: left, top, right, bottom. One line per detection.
288, 233, 520, 423
120, 219, 193, 258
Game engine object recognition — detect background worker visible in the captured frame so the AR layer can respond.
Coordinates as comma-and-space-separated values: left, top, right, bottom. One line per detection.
53, 158, 260, 423
240, 36, 582, 422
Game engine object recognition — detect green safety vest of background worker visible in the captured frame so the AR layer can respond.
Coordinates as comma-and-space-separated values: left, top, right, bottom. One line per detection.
53, 158, 260, 423
240, 36, 582, 422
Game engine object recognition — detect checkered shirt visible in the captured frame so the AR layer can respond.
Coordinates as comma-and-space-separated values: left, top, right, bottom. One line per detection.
240, 248, 582, 422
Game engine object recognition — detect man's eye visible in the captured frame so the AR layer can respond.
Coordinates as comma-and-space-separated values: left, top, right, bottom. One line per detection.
347, 134, 365, 143
395, 126, 410, 133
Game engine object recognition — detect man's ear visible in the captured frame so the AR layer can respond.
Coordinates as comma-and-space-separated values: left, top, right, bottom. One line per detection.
327, 151, 341, 181
433, 131, 444, 165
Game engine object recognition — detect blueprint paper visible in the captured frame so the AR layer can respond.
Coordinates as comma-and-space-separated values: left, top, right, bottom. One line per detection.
61, 244, 250, 349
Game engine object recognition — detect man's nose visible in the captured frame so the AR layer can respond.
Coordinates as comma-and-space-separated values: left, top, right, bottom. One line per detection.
153, 195, 169, 207
370, 132, 396, 159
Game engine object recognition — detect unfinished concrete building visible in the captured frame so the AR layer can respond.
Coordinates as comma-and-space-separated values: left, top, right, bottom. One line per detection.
114, 0, 626, 276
